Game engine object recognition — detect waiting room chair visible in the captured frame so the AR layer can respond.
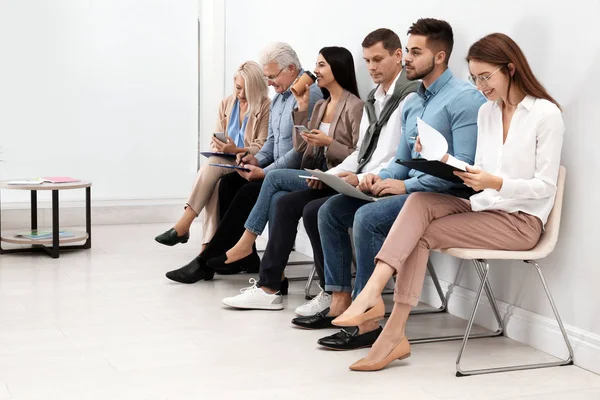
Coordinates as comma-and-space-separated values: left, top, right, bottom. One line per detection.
433, 166, 573, 376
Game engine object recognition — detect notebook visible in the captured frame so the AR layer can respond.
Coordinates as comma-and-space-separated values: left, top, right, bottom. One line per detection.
15, 230, 75, 240
7, 177, 80, 185
304, 169, 397, 202
41, 177, 80, 184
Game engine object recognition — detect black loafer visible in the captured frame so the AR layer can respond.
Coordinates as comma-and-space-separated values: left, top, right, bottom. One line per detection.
291, 307, 335, 329
155, 228, 190, 246
165, 256, 214, 284
207, 252, 261, 275
317, 326, 383, 350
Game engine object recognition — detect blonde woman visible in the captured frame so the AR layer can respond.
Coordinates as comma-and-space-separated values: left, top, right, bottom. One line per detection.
155, 61, 270, 247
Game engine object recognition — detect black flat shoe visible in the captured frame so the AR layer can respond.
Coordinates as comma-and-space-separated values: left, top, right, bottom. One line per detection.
207, 252, 261, 275
165, 256, 214, 284
155, 228, 189, 246
317, 326, 383, 351
291, 307, 335, 329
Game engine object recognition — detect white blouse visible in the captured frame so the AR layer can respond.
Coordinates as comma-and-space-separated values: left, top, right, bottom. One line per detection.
469, 95, 564, 225
318, 122, 331, 136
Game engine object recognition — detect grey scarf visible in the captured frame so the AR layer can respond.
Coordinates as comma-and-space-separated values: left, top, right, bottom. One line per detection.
356, 68, 419, 173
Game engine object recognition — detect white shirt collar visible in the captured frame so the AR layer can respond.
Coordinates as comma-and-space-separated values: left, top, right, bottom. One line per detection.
492, 94, 536, 111
374, 70, 402, 103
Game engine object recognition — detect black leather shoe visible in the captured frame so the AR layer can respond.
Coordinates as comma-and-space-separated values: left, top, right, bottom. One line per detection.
155, 228, 189, 246
165, 256, 214, 284
207, 252, 261, 275
317, 326, 383, 350
291, 307, 335, 329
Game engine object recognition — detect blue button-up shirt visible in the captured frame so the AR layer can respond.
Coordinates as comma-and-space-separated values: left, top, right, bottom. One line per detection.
378, 68, 486, 193
255, 70, 323, 173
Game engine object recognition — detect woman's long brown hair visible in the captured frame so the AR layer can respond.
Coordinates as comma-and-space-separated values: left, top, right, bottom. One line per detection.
466, 33, 561, 110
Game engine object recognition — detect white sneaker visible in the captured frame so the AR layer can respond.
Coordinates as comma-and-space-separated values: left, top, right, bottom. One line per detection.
222, 278, 283, 310
295, 289, 331, 317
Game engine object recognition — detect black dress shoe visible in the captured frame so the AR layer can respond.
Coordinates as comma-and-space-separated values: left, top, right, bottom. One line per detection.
291, 307, 335, 329
207, 252, 261, 275
155, 228, 190, 246
317, 326, 383, 350
165, 256, 214, 284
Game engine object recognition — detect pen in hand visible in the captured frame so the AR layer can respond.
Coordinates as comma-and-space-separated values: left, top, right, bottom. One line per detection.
238, 151, 249, 166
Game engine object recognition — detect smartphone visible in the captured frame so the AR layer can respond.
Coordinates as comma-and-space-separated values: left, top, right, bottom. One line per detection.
213, 132, 227, 143
294, 125, 312, 134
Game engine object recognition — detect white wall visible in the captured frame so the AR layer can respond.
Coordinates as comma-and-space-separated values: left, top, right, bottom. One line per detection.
222, 0, 600, 354
0, 0, 199, 204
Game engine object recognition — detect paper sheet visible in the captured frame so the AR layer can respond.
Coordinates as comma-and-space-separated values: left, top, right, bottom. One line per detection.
416, 117, 448, 161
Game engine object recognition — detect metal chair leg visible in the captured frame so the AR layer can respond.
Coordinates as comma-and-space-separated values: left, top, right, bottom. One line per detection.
409, 259, 503, 345
304, 265, 318, 299
455, 259, 574, 377
472, 260, 504, 335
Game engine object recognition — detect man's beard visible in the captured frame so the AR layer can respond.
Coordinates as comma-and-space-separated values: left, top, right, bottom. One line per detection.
406, 57, 435, 81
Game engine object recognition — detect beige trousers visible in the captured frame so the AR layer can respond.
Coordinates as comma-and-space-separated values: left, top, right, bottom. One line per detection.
375, 192, 543, 307
186, 156, 236, 244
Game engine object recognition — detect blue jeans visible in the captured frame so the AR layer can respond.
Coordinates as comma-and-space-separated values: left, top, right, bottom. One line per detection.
245, 169, 310, 235
319, 193, 410, 297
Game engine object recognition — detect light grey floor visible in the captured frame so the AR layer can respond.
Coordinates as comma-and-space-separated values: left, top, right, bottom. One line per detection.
0, 223, 599, 399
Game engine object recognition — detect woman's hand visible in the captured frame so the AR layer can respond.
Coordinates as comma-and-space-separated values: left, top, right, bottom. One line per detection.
454, 166, 503, 191
220, 137, 240, 154
292, 83, 310, 112
211, 137, 223, 152
301, 129, 333, 147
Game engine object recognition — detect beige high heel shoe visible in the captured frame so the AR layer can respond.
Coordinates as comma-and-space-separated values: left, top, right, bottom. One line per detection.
349, 337, 411, 371
331, 299, 385, 327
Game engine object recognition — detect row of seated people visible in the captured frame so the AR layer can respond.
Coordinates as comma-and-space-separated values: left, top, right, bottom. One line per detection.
154, 18, 564, 372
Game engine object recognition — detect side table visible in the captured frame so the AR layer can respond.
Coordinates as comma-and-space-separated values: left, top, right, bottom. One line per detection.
0, 180, 92, 258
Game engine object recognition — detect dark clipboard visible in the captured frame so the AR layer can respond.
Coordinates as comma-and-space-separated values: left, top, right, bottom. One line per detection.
396, 159, 464, 184
200, 151, 237, 159
209, 163, 251, 172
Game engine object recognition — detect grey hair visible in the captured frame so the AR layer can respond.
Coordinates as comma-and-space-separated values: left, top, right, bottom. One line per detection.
259, 42, 301, 71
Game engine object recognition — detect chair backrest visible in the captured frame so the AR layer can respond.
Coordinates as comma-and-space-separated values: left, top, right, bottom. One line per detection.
530, 166, 566, 255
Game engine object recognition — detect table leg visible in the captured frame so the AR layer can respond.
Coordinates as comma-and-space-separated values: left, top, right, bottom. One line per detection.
0, 190, 4, 255
31, 190, 38, 230
84, 186, 91, 248
50, 190, 59, 258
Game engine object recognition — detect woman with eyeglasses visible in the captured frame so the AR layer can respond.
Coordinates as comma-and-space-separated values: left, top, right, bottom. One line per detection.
154, 61, 270, 247
329, 32, 564, 371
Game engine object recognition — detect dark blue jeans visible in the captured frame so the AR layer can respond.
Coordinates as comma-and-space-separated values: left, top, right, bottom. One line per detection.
318, 193, 410, 298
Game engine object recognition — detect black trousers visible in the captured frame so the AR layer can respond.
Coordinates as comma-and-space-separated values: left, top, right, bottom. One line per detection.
217, 172, 249, 224
257, 188, 335, 291
201, 173, 262, 260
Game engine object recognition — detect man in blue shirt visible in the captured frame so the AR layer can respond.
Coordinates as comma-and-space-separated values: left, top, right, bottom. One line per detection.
165, 42, 322, 283
315, 19, 486, 351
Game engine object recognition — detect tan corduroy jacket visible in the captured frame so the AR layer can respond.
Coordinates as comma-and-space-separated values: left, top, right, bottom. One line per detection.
215, 95, 271, 155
